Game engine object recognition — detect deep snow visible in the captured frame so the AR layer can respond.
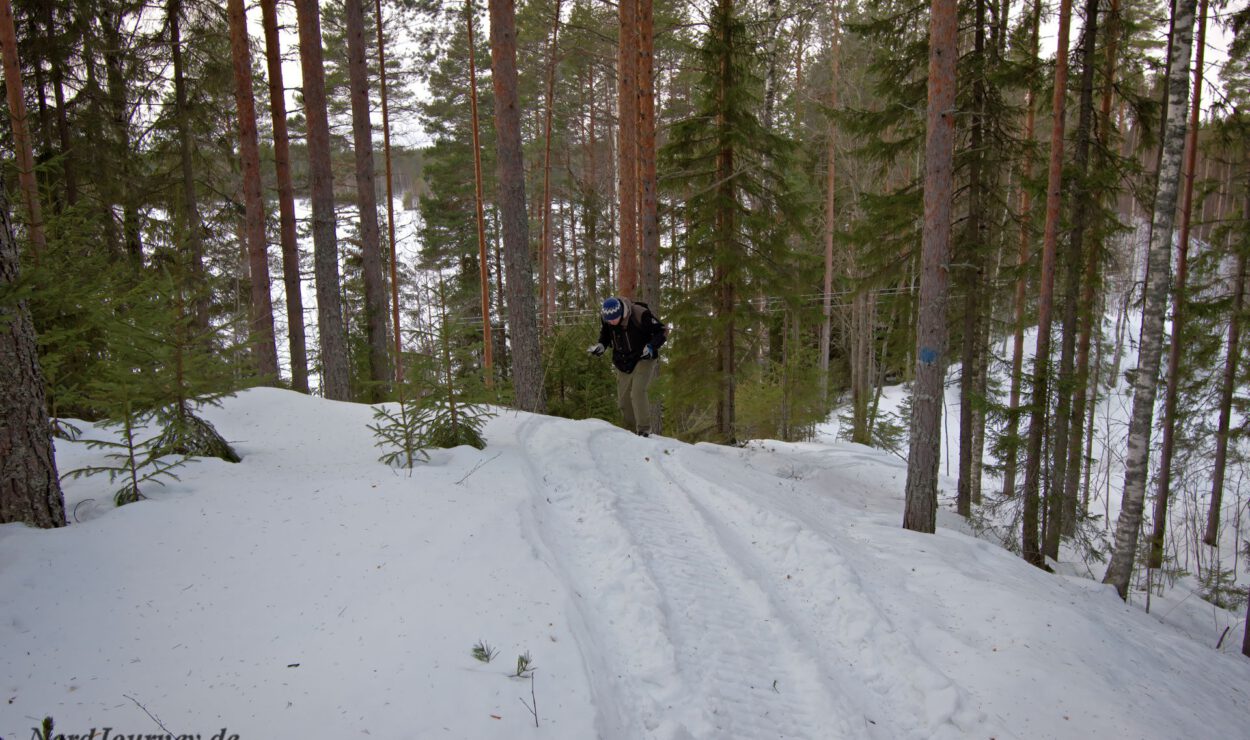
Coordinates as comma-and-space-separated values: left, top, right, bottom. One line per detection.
3, 388, 1249, 739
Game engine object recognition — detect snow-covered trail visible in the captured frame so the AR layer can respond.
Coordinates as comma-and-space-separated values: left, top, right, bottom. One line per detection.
515, 415, 986, 739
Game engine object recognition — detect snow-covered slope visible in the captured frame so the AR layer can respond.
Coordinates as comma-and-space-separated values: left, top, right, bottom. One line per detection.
2, 388, 1248, 739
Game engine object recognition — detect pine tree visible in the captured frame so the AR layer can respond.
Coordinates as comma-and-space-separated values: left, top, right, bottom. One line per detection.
295, 0, 351, 400
0, 185, 65, 527
902, 0, 956, 534
488, 0, 546, 412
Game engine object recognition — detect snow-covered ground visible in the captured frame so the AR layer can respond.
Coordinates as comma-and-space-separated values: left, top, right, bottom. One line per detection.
3, 388, 1248, 739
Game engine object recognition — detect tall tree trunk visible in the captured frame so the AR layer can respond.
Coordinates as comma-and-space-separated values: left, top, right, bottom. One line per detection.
1149, 0, 1206, 561
260, 0, 309, 394
101, 12, 140, 263
345, 0, 391, 399
0, 186, 64, 528
1002, 0, 1042, 500
1045, 0, 1100, 559
170, 0, 210, 337
713, 0, 737, 441
43, 0, 75, 208
466, 0, 493, 388
902, 0, 957, 534
616, 0, 638, 296
295, 0, 351, 400
1021, 0, 1075, 567
819, 12, 839, 406
539, 0, 562, 331
375, 0, 402, 387
1066, 0, 1122, 535
488, 0, 546, 412
1205, 200, 1246, 547
228, 0, 280, 381
958, 0, 988, 518
584, 64, 599, 305
1, 0, 47, 256
1103, 0, 1197, 600
638, 0, 659, 307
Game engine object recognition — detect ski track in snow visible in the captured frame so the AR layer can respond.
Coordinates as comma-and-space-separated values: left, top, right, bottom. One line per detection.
666, 447, 1000, 739
516, 415, 957, 739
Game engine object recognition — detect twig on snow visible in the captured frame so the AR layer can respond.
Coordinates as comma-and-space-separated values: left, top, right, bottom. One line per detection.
124, 694, 174, 735
519, 673, 539, 727
456, 452, 502, 485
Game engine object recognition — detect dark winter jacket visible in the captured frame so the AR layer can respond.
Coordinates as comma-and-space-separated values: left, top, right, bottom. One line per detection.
598, 298, 667, 374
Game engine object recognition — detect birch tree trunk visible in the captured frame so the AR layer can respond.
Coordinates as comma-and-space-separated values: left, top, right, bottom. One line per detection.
1205, 205, 1246, 547
228, 0, 280, 381
295, 0, 351, 400
488, 0, 546, 412
1150, 0, 1206, 562
903, 0, 957, 533
0, 187, 65, 528
1103, 0, 1197, 599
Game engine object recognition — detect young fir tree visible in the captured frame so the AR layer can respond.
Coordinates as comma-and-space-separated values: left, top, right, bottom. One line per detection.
660, 0, 813, 443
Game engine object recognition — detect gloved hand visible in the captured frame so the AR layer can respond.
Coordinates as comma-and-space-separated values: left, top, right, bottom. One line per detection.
587, 343, 606, 356
641, 344, 654, 359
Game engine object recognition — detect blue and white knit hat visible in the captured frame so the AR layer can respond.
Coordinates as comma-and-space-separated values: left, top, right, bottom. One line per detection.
601, 297, 624, 321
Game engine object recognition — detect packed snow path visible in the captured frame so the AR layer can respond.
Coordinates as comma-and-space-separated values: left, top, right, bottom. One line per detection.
518, 416, 986, 739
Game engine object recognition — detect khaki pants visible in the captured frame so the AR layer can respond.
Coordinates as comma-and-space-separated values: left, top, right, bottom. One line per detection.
616, 358, 657, 434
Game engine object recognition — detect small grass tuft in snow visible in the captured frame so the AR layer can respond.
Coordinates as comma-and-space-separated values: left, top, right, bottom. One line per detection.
471, 640, 498, 664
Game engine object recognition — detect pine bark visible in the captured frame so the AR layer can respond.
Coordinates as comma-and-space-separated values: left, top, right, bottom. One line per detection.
488, 0, 546, 412
295, 0, 351, 400
616, 0, 639, 296
539, 0, 562, 331
1, 0, 47, 256
1045, 0, 1100, 559
466, 0, 493, 387
345, 0, 391, 398
638, 0, 660, 307
375, 0, 402, 386
1001, 0, 1042, 500
44, 0, 76, 207
903, 0, 957, 534
228, 0, 280, 382
957, 0, 989, 518
819, 13, 839, 406
1103, 0, 1196, 600
260, 0, 309, 393
1021, 0, 1075, 566
169, 0, 210, 337
0, 187, 65, 528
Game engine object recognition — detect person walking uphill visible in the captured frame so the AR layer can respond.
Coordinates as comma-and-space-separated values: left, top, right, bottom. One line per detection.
588, 296, 667, 436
